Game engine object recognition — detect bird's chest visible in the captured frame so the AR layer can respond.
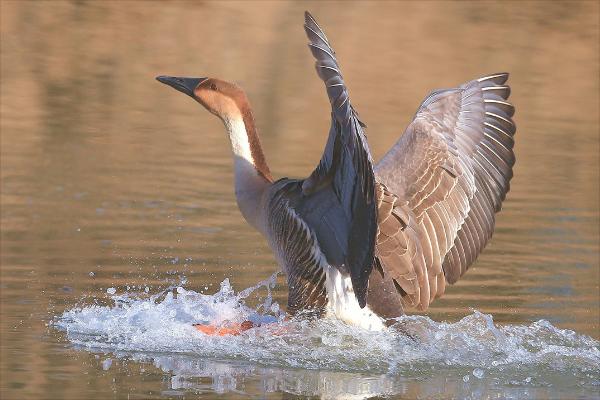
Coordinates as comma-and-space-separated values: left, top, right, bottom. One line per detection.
324, 266, 385, 331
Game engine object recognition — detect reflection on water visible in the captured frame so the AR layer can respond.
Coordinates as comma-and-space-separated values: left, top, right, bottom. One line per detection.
90, 354, 594, 399
1, 1, 599, 399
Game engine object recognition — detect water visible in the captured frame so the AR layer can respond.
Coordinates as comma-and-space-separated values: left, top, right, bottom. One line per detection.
52, 279, 599, 398
1, 1, 599, 399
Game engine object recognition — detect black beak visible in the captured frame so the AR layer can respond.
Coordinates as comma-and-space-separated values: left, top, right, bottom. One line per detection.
156, 76, 207, 97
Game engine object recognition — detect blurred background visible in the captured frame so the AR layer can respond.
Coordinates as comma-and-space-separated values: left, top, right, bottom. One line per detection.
1, 1, 598, 399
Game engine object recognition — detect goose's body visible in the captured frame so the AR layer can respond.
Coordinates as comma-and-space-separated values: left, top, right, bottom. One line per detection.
157, 12, 516, 331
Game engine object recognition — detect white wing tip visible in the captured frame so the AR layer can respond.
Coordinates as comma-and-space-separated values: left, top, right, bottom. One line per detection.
477, 73, 509, 85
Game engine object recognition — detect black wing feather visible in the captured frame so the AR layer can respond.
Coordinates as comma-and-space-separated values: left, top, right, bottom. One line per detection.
294, 12, 377, 307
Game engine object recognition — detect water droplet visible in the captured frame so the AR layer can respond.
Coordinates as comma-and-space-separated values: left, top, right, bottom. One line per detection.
106, 287, 116, 295
102, 358, 112, 370
472, 368, 484, 379
463, 375, 470, 382
176, 287, 184, 294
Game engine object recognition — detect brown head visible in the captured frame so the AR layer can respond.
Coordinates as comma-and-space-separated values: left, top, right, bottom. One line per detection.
156, 76, 249, 120
156, 75, 272, 181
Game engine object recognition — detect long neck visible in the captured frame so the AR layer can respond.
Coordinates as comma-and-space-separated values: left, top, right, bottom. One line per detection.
222, 106, 272, 232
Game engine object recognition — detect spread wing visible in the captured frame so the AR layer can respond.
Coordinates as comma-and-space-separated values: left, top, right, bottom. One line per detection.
291, 11, 377, 307
375, 73, 516, 310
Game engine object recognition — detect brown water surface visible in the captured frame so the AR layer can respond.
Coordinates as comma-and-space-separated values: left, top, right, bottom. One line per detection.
1, 1, 599, 399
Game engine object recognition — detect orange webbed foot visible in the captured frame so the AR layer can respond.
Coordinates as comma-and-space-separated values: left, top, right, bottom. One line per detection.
193, 320, 255, 336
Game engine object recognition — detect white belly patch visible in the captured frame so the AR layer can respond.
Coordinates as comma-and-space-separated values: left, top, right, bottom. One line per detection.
324, 266, 385, 331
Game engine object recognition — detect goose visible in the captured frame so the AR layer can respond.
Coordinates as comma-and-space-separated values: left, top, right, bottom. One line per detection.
156, 12, 516, 331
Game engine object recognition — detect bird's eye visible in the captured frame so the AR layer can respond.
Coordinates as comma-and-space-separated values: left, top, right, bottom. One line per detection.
210, 83, 217, 90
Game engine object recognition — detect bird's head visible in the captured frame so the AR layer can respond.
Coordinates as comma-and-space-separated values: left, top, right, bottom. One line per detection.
156, 76, 247, 121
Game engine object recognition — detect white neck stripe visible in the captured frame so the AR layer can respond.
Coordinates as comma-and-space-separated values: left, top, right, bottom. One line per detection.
225, 117, 253, 164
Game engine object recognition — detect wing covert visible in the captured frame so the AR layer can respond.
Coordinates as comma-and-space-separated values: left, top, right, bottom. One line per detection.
374, 73, 516, 310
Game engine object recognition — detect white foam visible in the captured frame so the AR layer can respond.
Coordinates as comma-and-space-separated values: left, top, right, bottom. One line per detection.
53, 277, 600, 394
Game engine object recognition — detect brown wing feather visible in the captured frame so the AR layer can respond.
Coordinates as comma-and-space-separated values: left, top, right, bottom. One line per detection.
373, 73, 516, 311
374, 183, 425, 309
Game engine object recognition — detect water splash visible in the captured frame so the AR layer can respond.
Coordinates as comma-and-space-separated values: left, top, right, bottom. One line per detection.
53, 278, 600, 397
